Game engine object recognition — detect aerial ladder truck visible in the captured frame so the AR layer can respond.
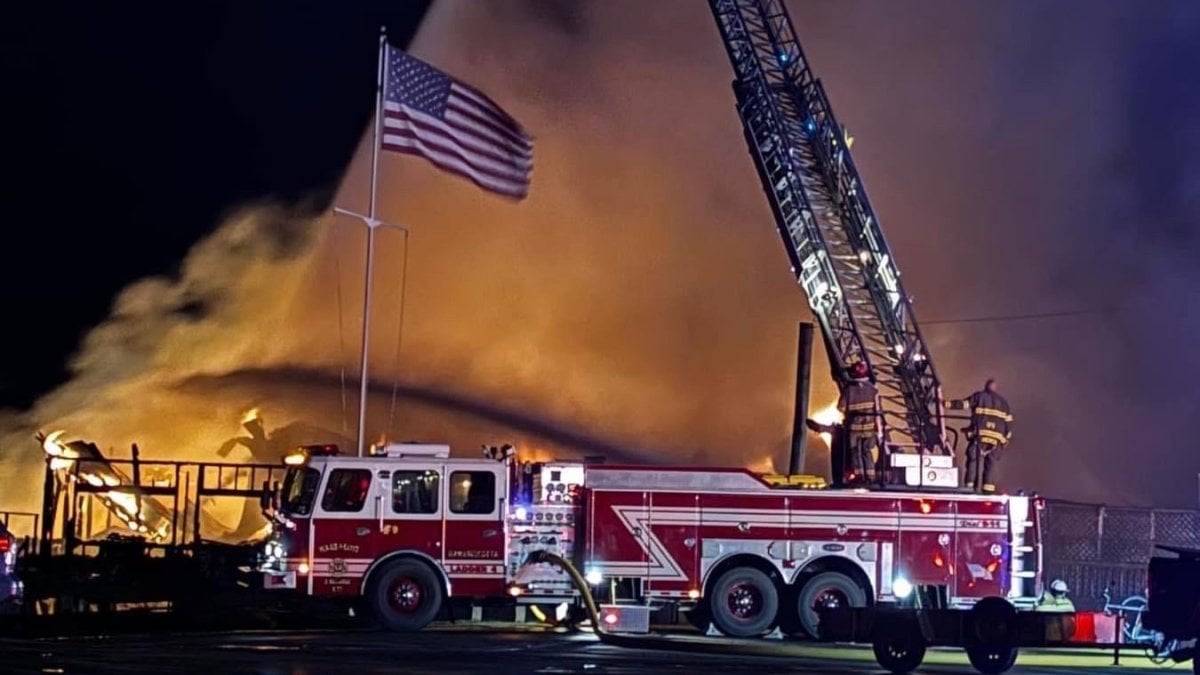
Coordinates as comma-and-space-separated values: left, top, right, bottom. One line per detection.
708, 0, 956, 489
703, 4, 1111, 673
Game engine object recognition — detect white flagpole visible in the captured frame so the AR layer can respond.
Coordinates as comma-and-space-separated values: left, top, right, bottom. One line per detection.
356, 26, 388, 458
369, 27, 386, 219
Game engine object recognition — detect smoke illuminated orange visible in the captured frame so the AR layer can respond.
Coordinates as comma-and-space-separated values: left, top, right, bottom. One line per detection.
517, 444, 560, 464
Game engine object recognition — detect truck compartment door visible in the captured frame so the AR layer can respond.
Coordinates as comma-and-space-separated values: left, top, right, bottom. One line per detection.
644, 491, 699, 598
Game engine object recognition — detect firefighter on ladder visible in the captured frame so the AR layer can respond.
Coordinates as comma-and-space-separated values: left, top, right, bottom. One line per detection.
838, 361, 881, 486
948, 378, 1013, 493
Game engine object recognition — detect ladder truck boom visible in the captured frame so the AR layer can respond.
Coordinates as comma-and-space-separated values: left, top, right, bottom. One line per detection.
707, 0, 948, 457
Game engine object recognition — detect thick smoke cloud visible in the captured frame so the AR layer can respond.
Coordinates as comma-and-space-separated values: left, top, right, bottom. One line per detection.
2, 1, 1198, 514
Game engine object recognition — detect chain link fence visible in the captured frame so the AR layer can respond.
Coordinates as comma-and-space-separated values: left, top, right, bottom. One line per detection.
1043, 500, 1200, 610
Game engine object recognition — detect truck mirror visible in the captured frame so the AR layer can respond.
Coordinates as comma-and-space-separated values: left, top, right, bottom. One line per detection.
259, 480, 271, 510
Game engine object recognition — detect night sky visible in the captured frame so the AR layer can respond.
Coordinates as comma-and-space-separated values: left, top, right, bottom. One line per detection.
2, 1, 1199, 512
3, 1, 431, 407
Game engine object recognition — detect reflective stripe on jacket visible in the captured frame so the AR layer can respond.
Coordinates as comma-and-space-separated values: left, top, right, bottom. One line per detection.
950, 390, 1012, 446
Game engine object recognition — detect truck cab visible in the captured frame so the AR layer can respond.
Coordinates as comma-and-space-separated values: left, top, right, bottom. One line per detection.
260, 442, 511, 630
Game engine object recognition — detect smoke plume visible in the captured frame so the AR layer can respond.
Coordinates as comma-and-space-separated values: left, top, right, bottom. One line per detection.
2, 1, 1198, 515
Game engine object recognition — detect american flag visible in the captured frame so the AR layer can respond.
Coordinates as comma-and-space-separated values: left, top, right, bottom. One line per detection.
382, 46, 533, 199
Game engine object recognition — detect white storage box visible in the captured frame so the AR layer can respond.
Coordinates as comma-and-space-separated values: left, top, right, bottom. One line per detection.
888, 453, 959, 488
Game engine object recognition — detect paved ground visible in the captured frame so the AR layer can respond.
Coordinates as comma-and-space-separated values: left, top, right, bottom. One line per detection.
0, 622, 1187, 674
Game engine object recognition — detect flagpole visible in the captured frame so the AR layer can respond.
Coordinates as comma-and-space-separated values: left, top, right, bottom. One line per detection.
369, 26, 386, 218
356, 26, 388, 458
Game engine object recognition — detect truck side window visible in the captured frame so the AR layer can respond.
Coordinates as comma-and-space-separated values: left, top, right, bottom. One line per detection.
320, 468, 372, 513
450, 471, 495, 515
393, 470, 439, 514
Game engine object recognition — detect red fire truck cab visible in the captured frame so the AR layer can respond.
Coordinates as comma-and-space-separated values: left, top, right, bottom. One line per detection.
259, 442, 1045, 637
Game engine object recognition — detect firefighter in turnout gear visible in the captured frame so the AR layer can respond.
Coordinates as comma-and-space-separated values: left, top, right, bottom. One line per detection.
838, 361, 881, 485
948, 378, 1012, 493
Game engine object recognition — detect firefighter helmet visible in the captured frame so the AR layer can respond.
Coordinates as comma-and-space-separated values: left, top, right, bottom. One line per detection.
1049, 578, 1068, 595
850, 361, 869, 379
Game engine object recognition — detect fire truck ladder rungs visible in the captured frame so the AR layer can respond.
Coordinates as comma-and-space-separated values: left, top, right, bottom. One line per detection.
708, 0, 947, 455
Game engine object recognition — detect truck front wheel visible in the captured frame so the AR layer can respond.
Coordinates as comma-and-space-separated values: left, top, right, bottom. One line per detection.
966, 645, 1018, 674
708, 566, 779, 637
367, 559, 443, 632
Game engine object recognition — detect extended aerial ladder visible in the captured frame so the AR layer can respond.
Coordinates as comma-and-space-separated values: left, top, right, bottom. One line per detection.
707, 0, 951, 473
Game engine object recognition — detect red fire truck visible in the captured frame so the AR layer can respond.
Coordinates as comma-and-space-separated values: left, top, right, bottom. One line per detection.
258, 442, 1044, 639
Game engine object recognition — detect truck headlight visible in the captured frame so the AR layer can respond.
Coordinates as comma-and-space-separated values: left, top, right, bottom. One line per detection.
893, 576, 914, 599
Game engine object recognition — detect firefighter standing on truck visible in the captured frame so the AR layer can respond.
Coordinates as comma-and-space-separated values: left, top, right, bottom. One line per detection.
838, 361, 881, 485
948, 378, 1012, 493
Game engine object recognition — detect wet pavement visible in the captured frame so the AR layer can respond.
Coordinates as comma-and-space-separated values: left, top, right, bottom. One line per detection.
0, 622, 1183, 674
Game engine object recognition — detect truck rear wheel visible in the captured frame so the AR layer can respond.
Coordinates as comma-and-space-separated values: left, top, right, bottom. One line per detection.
367, 559, 443, 632
970, 596, 1017, 644
872, 621, 926, 674
708, 566, 779, 637
966, 645, 1018, 674
795, 571, 867, 638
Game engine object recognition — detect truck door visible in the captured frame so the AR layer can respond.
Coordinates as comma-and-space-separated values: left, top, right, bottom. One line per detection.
380, 463, 444, 571
441, 464, 508, 597
310, 463, 377, 596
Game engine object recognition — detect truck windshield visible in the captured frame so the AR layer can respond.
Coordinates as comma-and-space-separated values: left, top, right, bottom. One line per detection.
281, 467, 321, 516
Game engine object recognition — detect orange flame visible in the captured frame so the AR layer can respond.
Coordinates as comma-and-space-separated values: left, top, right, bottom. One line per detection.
810, 402, 843, 447
747, 455, 777, 474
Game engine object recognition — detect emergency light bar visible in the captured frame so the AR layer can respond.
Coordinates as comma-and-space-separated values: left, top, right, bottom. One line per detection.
284, 444, 340, 466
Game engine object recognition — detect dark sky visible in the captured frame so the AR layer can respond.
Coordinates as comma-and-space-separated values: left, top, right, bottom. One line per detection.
3, 1, 431, 408
2, 1, 1199, 512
